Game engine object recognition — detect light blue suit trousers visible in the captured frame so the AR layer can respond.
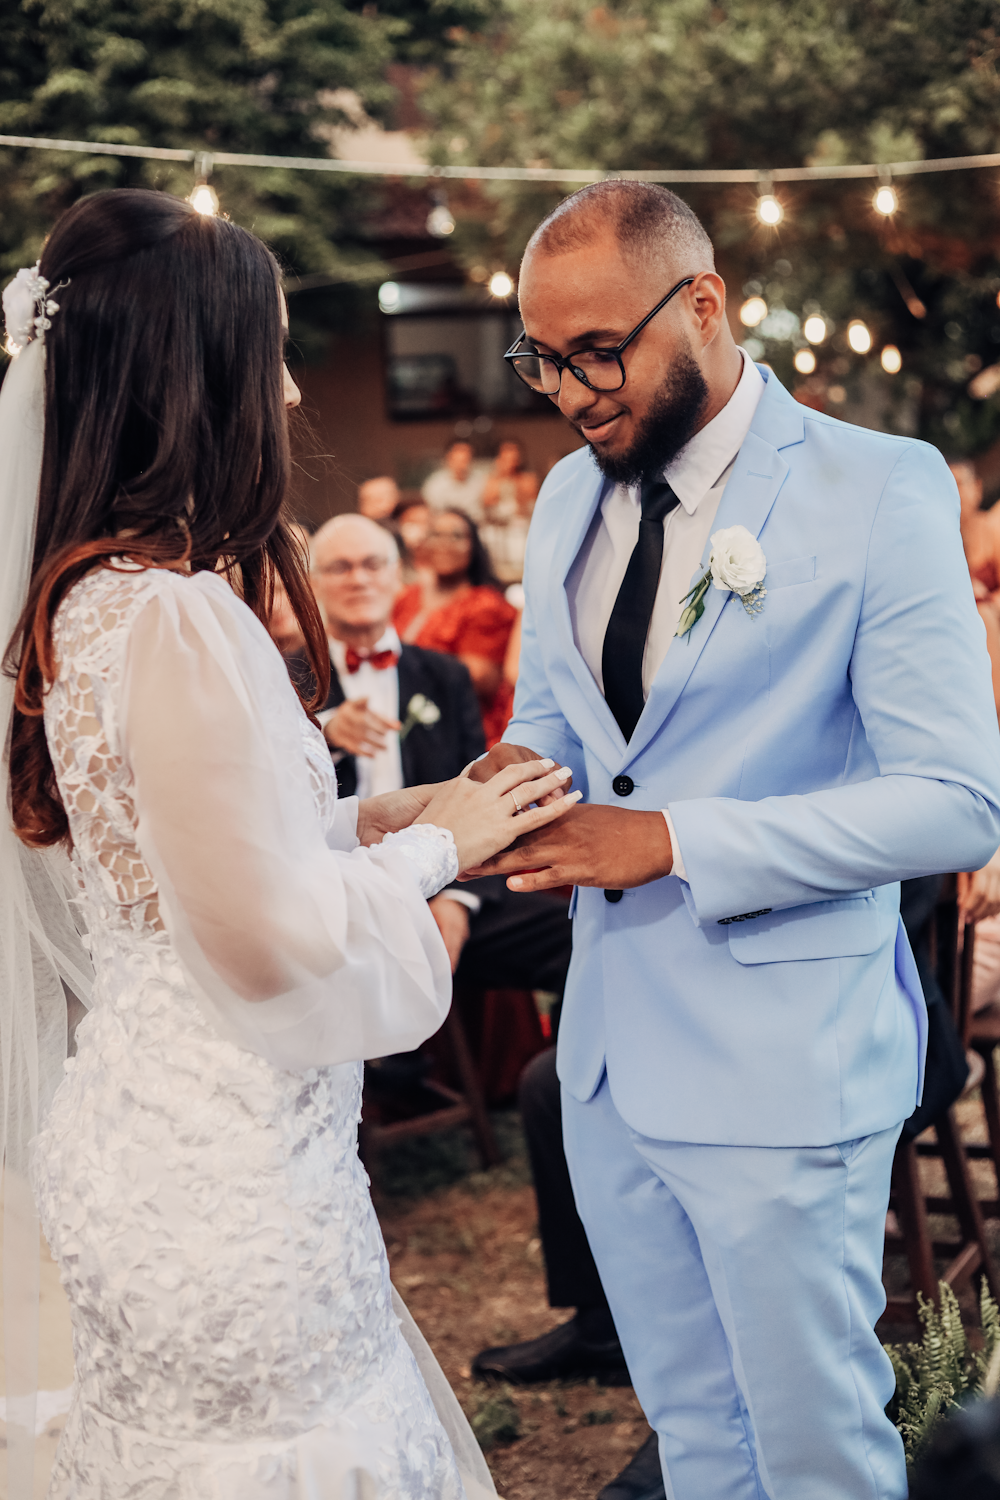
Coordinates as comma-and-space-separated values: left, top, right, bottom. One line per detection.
563, 1078, 905, 1499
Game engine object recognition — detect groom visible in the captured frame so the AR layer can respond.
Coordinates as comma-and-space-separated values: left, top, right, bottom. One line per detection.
463, 181, 1000, 1499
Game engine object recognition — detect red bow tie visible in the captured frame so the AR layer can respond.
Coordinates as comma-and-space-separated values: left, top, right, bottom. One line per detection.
345, 646, 399, 674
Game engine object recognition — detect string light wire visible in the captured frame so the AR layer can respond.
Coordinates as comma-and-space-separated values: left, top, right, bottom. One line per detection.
4, 132, 1000, 187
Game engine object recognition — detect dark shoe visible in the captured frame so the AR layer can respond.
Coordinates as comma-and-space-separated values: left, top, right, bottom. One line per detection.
471, 1314, 631, 1386
598, 1432, 665, 1500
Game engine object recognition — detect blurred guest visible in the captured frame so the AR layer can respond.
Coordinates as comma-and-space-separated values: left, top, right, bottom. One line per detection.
479, 439, 539, 584
266, 521, 311, 654
422, 439, 487, 522
390, 495, 432, 583
357, 474, 399, 521
394, 508, 516, 747
952, 459, 1000, 716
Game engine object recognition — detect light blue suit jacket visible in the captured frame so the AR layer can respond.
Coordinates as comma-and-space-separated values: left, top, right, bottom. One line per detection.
506, 368, 1000, 1147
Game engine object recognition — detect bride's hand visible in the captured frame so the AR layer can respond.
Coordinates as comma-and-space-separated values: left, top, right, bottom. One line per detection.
414, 760, 582, 872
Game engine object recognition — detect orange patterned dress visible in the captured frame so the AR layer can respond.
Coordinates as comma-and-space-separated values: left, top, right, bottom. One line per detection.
393, 584, 516, 748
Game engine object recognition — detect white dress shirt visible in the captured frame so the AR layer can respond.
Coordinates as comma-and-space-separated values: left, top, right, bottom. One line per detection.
318, 628, 481, 912
565, 351, 765, 877
320, 628, 404, 801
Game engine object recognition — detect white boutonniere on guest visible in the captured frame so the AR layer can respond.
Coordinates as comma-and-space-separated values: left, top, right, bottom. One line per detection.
398, 693, 441, 742
676, 524, 767, 641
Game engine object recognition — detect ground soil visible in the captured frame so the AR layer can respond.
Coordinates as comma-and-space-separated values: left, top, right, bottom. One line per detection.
378, 1171, 649, 1500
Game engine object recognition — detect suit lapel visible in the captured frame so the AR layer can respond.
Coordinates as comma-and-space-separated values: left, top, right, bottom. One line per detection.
548, 462, 631, 770
397, 649, 419, 785
623, 371, 802, 767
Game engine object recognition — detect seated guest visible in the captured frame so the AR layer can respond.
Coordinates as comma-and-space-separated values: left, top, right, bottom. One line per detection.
357, 474, 400, 521
422, 439, 487, 522
306, 512, 572, 989
394, 508, 516, 748
389, 495, 432, 584
479, 439, 539, 585
952, 459, 1000, 718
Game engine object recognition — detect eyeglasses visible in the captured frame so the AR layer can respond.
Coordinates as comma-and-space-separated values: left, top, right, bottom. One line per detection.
503, 276, 695, 395
314, 556, 391, 577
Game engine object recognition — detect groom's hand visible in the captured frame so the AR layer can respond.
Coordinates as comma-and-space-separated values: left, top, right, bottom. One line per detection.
466, 742, 571, 805
459, 802, 673, 891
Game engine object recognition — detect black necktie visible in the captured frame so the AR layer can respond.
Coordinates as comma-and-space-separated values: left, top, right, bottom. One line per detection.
601, 476, 681, 741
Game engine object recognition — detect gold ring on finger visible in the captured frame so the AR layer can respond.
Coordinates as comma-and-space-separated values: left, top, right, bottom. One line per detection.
509, 791, 523, 815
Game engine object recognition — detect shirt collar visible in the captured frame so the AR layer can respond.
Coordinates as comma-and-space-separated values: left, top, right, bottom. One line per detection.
636, 350, 765, 516
329, 624, 401, 674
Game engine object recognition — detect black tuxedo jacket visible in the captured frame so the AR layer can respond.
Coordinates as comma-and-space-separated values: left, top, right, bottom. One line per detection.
321, 644, 485, 798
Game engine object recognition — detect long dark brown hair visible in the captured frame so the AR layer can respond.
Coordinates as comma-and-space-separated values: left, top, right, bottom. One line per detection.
6, 188, 330, 849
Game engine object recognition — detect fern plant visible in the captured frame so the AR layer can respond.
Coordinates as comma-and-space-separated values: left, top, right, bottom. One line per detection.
885, 1280, 1000, 1471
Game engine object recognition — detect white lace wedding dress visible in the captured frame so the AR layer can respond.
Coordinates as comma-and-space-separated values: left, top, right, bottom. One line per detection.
31, 562, 492, 1499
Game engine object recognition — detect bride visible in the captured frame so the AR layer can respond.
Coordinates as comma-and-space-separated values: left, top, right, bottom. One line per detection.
0, 188, 578, 1498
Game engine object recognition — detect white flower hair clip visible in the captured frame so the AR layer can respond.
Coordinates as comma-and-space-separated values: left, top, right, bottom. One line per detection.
3, 261, 68, 354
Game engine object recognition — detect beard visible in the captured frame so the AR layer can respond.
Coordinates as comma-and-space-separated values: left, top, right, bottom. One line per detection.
588, 347, 709, 487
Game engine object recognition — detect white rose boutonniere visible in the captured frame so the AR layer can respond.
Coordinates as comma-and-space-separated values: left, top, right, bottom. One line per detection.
399, 692, 441, 742
676, 524, 767, 640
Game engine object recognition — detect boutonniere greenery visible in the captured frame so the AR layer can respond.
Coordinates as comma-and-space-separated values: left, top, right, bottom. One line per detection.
399, 692, 442, 742
676, 524, 767, 641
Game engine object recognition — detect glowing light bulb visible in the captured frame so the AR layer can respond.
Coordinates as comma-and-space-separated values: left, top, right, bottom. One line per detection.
188, 182, 219, 216
739, 296, 768, 328
426, 202, 456, 237
803, 314, 827, 345
847, 320, 872, 355
873, 185, 898, 216
489, 271, 514, 298
756, 194, 783, 227
881, 344, 902, 373
378, 281, 401, 312
793, 348, 817, 375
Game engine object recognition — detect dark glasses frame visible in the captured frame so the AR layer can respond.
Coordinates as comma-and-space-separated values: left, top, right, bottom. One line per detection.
503, 276, 696, 394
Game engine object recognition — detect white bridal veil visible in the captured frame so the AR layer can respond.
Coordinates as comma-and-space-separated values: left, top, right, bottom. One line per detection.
0, 339, 94, 1496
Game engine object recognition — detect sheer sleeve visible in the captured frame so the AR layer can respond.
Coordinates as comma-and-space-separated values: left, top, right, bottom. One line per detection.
119, 573, 452, 1072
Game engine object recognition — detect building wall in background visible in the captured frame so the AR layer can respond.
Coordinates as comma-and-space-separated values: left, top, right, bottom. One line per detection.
288, 326, 584, 526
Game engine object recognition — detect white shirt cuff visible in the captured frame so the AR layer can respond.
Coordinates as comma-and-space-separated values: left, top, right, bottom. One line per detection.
662, 809, 687, 881
437, 889, 482, 915
317, 706, 338, 728
327, 796, 360, 852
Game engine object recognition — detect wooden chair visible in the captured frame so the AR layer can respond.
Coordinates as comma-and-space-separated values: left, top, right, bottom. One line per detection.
359, 1006, 501, 1179
883, 883, 1000, 1323
959, 911, 1000, 1218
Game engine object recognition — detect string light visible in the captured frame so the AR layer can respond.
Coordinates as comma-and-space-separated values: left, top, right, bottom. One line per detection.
488, 270, 514, 298
188, 181, 219, 215
187, 152, 218, 216
739, 296, 768, 327
847, 320, 873, 354
873, 184, 898, 215
803, 314, 827, 344
426, 190, 455, 237
793, 349, 817, 374
881, 344, 902, 373
378, 281, 401, 311
756, 194, 783, 226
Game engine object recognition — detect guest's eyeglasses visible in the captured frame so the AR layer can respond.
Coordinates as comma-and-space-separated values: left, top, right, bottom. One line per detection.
503, 277, 695, 395
314, 556, 391, 577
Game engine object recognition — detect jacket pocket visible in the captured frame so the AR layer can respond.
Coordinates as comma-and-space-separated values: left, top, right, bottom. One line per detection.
765, 555, 816, 590
728, 891, 881, 964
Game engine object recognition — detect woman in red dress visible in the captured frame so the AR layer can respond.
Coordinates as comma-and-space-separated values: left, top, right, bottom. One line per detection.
394, 507, 516, 747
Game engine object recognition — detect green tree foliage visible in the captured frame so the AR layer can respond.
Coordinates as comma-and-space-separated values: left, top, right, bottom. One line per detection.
0, 0, 400, 288
420, 0, 1000, 452
885, 1280, 1000, 1472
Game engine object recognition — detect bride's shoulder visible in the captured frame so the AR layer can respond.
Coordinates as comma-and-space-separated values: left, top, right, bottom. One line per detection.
54, 561, 191, 668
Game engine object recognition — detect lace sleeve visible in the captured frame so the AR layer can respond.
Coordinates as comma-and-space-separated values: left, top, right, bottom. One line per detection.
380, 825, 458, 899
119, 572, 451, 1071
